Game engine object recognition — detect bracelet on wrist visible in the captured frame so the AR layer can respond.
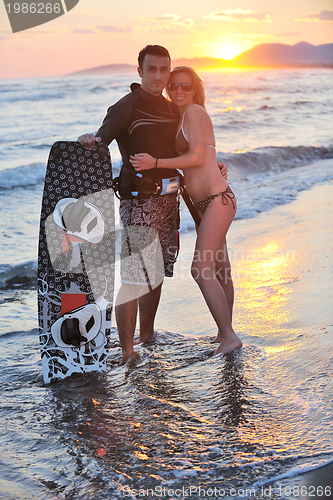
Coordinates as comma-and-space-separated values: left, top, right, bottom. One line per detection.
155, 158, 158, 169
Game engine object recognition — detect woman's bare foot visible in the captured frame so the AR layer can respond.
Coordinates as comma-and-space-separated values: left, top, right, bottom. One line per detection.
213, 333, 242, 356
212, 333, 221, 344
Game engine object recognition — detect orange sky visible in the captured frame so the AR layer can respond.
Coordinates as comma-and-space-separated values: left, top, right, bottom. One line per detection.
0, 0, 332, 79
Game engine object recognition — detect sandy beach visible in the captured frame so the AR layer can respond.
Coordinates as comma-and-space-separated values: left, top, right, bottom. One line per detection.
0, 181, 332, 499
158, 181, 333, 341
154, 180, 333, 496
1, 68, 333, 498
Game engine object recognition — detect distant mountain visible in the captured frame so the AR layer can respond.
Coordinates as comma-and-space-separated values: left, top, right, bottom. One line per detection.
174, 43, 333, 68
66, 42, 333, 76
67, 63, 136, 76
233, 42, 333, 66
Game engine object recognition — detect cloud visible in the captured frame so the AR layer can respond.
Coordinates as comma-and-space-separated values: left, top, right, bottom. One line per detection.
297, 10, 333, 21
96, 25, 133, 33
176, 18, 194, 28
73, 28, 95, 34
158, 28, 181, 34
141, 26, 192, 35
204, 9, 271, 22
141, 13, 193, 29
234, 33, 270, 41
275, 31, 301, 37
142, 14, 180, 22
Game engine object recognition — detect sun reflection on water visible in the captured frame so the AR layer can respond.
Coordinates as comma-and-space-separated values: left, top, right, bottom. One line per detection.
232, 241, 298, 337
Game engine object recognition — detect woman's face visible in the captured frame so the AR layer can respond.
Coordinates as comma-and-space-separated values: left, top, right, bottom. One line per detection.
168, 72, 195, 109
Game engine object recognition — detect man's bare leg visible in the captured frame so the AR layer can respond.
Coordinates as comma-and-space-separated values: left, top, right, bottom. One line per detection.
138, 282, 163, 343
115, 284, 141, 363
115, 299, 138, 363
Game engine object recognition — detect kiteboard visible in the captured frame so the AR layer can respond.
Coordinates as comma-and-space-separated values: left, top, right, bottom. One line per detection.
37, 141, 115, 384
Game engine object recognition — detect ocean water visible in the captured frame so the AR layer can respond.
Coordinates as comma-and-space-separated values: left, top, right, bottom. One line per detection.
0, 68, 333, 499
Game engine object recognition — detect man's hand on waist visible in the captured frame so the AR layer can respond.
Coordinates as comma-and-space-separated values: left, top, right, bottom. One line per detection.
217, 160, 228, 181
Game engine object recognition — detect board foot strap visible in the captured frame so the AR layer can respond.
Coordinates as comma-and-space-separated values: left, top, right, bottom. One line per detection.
61, 318, 87, 347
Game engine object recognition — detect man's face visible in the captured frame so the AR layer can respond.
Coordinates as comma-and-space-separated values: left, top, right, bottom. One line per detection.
138, 54, 170, 96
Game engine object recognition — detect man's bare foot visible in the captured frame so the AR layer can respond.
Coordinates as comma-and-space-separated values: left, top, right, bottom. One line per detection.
213, 333, 242, 356
126, 351, 139, 367
122, 350, 138, 364
138, 331, 155, 344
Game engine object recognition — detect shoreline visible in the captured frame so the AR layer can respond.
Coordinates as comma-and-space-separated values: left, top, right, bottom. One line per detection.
264, 460, 333, 498
157, 180, 333, 338
0, 181, 332, 499
155, 180, 333, 492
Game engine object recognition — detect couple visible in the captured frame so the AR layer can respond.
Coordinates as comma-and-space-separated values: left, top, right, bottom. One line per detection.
78, 44, 242, 363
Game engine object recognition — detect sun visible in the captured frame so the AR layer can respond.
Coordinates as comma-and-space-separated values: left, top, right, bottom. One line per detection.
219, 43, 241, 60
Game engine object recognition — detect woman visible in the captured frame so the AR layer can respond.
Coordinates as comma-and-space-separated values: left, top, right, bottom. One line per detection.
130, 66, 242, 355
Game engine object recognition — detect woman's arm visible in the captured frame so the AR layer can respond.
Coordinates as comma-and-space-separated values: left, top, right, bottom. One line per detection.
130, 104, 209, 171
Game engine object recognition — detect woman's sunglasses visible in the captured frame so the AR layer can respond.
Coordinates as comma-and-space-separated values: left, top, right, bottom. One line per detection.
168, 83, 193, 92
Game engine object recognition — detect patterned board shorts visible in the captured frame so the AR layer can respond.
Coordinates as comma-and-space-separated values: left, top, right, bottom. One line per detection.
119, 195, 180, 286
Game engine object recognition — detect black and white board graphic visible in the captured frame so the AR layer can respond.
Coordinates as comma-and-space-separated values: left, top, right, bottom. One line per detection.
38, 141, 115, 384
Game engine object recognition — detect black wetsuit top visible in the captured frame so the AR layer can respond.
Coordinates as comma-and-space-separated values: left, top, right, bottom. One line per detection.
96, 84, 179, 198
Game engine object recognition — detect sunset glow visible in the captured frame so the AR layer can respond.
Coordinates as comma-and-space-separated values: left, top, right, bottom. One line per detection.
0, 1, 332, 79
219, 43, 242, 60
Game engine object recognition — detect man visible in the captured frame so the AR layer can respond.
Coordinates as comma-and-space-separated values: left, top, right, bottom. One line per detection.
78, 45, 180, 363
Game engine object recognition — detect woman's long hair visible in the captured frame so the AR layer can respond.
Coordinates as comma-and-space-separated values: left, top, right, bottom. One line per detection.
167, 66, 206, 108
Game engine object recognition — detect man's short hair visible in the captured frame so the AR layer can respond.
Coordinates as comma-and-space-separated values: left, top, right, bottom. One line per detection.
138, 45, 171, 70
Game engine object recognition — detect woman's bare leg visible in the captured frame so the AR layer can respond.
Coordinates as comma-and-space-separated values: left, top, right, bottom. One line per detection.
212, 239, 234, 342
191, 197, 242, 355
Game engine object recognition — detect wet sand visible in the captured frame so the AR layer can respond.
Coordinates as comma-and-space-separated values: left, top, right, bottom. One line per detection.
268, 460, 333, 499
158, 180, 333, 339
157, 180, 333, 494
